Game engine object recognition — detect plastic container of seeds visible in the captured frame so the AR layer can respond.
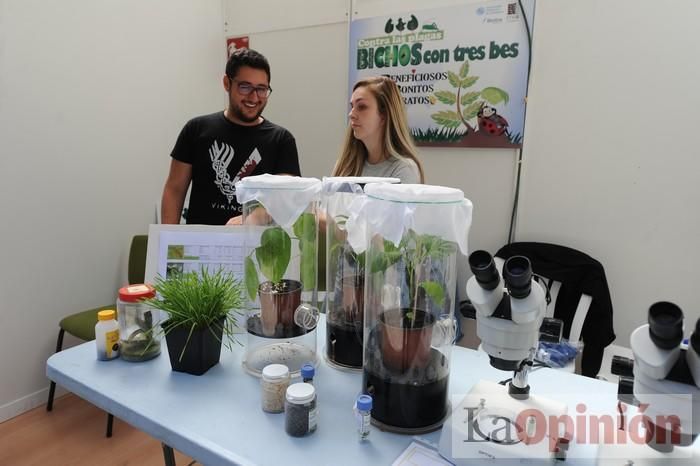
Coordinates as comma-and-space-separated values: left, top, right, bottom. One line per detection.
285, 382, 317, 436
261, 364, 290, 413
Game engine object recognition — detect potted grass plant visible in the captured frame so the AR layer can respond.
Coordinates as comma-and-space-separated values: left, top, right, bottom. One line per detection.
146, 268, 246, 375
244, 212, 317, 337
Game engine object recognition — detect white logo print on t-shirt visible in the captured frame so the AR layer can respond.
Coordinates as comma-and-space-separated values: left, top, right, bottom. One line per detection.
209, 141, 262, 203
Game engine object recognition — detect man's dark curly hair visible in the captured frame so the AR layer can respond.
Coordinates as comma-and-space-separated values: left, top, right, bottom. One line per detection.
225, 48, 271, 82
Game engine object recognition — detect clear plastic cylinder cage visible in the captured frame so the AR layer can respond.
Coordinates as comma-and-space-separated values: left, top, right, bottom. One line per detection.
234, 174, 322, 377
345, 183, 473, 433
322, 176, 399, 370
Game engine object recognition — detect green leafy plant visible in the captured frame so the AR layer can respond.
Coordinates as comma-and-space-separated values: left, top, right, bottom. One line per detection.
370, 230, 456, 324
244, 212, 317, 300
145, 268, 246, 362
431, 61, 509, 135
328, 214, 366, 271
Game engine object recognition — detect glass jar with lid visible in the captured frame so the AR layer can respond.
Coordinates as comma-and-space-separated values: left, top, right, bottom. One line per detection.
345, 183, 473, 433
322, 176, 399, 370
235, 174, 322, 377
117, 284, 161, 362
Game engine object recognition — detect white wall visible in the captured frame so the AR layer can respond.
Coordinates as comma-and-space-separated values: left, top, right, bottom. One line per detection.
519, 1, 700, 345
0, 0, 226, 420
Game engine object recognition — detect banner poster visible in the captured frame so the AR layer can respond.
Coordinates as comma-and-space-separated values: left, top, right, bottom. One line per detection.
348, 0, 534, 148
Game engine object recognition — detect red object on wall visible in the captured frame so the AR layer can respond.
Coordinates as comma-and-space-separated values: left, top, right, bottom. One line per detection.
226, 36, 249, 57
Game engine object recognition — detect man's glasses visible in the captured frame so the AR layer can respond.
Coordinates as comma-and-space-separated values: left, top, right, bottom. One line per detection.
230, 78, 272, 98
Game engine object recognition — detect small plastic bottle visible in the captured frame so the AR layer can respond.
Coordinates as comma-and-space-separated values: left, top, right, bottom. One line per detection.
301, 363, 315, 385
261, 364, 290, 413
355, 394, 372, 441
95, 310, 120, 361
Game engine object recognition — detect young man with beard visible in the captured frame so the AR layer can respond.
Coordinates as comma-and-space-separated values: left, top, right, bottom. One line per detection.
161, 48, 300, 225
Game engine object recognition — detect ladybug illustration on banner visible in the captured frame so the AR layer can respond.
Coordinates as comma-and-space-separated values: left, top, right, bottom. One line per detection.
477, 104, 510, 136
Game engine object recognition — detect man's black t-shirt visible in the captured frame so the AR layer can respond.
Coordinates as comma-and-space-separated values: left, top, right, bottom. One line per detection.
171, 112, 301, 225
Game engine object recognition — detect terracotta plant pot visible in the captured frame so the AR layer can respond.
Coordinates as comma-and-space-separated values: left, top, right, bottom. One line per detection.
163, 316, 225, 376
258, 279, 302, 337
379, 308, 435, 373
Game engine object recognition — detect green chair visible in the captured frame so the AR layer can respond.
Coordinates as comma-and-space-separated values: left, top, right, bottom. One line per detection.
46, 235, 148, 437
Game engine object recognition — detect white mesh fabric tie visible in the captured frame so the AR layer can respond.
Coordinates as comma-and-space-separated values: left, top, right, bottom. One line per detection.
345, 183, 473, 255
235, 174, 322, 229
322, 176, 400, 223
321, 176, 400, 195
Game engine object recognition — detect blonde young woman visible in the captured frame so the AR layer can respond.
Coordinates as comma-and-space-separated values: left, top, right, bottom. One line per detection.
332, 76, 425, 184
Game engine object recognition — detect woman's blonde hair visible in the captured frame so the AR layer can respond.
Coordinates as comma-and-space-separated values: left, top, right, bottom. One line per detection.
332, 76, 425, 183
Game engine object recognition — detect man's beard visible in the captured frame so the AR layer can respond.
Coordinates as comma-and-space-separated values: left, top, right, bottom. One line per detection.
230, 102, 265, 123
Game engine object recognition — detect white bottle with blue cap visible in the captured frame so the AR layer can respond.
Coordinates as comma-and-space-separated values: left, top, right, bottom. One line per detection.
355, 394, 373, 441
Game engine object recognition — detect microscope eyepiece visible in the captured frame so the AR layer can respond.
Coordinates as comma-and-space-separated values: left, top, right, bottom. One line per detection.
691, 318, 700, 353
468, 250, 500, 290
503, 256, 532, 299
648, 301, 684, 349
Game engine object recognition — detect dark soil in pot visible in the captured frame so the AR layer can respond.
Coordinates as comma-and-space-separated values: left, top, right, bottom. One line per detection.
362, 323, 450, 432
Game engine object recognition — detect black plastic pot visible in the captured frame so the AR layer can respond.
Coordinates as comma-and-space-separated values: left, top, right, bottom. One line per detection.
163, 316, 225, 376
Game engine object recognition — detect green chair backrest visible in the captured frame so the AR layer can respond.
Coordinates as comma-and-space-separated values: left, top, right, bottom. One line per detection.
128, 235, 148, 285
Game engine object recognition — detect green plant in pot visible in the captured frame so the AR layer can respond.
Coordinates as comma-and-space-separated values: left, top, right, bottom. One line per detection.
145, 268, 245, 376
370, 229, 456, 373
244, 212, 317, 338
328, 214, 367, 326
320, 215, 367, 368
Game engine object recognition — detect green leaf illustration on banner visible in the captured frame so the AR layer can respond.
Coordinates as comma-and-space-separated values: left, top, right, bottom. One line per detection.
459, 60, 470, 78
434, 91, 456, 105
447, 71, 461, 88
463, 101, 482, 120
481, 87, 510, 105
461, 76, 479, 88
460, 91, 480, 106
431, 111, 461, 128
430, 60, 511, 140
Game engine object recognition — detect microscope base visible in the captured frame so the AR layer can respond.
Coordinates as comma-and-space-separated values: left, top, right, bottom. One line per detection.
596, 434, 699, 466
438, 380, 568, 464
